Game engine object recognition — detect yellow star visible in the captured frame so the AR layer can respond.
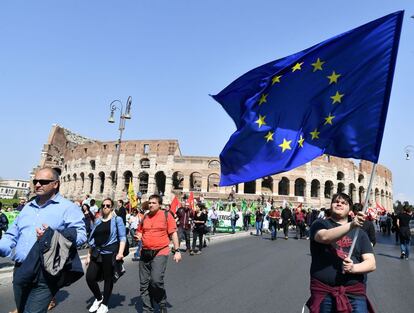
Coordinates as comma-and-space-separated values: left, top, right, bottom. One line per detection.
279, 138, 292, 152
310, 128, 320, 140
311, 58, 325, 72
264, 131, 274, 142
330, 91, 344, 104
258, 93, 268, 105
271, 75, 282, 85
324, 113, 335, 125
297, 135, 304, 148
255, 114, 266, 128
292, 62, 304, 72
327, 71, 341, 84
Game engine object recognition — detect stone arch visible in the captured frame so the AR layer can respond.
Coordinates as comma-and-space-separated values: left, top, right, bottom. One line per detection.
311, 179, 320, 198
190, 172, 202, 191
208, 160, 220, 169
110, 171, 116, 189
88, 173, 94, 194
381, 189, 385, 206
324, 180, 334, 199
261, 176, 273, 194
349, 183, 356, 203
375, 188, 380, 203
337, 182, 345, 194
99, 172, 105, 194
172, 171, 184, 190
80, 172, 85, 193
138, 172, 149, 194
294, 178, 306, 197
359, 186, 365, 204
123, 171, 133, 192
278, 177, 289, 196
337, 171, 345, 181
155, 171, 166, 195
244, 181, 256, 194
207, 173, 220, 192
358, 174, 364, 184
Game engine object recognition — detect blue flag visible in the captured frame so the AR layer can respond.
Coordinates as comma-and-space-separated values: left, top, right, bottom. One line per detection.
212, 11, 403, 186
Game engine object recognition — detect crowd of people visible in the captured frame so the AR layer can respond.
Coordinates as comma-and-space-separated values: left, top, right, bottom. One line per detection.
0, 167, 413, 313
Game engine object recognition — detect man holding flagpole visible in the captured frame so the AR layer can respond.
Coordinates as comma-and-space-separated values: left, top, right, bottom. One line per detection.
213, 9, 404, 313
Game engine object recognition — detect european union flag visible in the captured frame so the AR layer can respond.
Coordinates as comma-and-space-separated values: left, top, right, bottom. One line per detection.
212, 11, 403, 186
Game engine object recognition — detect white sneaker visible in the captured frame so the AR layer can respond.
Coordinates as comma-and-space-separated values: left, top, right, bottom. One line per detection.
89, 298, 103, 312
96, 304, 109, 313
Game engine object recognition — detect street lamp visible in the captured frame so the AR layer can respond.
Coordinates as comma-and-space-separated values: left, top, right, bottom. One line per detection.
404, 145, 414, 160
108, 96, 133, 199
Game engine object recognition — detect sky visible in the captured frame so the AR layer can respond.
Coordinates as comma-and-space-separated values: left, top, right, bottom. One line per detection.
0, 1, 413, 204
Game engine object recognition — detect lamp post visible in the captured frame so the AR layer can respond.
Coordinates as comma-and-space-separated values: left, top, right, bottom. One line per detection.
405, 145, 414, 160
108, 96, 132, 199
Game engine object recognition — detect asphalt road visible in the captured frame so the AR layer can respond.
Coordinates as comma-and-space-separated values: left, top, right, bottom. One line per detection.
0, 230, 413, 313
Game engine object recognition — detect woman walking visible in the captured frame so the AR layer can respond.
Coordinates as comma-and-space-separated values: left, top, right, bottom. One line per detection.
85, 198, 126, 313
190, 205, 207, 255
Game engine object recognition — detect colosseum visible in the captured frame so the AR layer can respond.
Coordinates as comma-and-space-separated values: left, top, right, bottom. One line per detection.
35, 125, 393, 210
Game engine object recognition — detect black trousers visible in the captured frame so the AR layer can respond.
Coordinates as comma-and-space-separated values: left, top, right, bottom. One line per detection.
192, 229, 204, 251
86, 254, 114, 306
178, 227, 191, 250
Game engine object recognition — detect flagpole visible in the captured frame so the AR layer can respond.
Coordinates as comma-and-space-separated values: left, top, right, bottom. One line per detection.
348, 162, 377, 257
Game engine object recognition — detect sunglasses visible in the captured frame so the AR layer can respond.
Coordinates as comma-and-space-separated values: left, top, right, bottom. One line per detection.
102, 204, 112, 208
33, 179, 56, 186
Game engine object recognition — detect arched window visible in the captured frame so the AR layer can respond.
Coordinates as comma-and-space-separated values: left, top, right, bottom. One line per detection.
190, 172, 202, 192
294, 178, 306, 197
324, 181, 333, 198
261, 176, 273, 194
99, 172, 105, 194
278, 177, 289, 195
358, 174, 364, 183
140, 158, 150, 169
349, 183, 356, 202
337, 182, 345, 194
311, 179, 320, 198
337, 171, 344, 180
88, 173, 94, 194
155, 171, 166, 195
138, 172, 149, 194
207, 174, 220, 192
123, 171, 133, 192
172, 171, 184, 190
244, 181, 256, 194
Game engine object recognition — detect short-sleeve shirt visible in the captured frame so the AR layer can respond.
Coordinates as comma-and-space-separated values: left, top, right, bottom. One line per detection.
310, 219, 374, 287
137, 209, 177, 256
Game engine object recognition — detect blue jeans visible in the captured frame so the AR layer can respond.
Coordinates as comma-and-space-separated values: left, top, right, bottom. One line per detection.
269, 221, 277, 239
231, 219, 236, 233
320, 294, 367, 313
255, 221, 263, 235
400, 240, 410, 258
13, 271, 54, 313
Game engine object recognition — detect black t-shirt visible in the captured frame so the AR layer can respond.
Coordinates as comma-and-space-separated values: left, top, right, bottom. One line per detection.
94, 220, 111, 247
255, 211, 264, 222
193, 212, 207, 230
117, 207, 127, 225
397, 213, 411, 228
310, 218, 374, 287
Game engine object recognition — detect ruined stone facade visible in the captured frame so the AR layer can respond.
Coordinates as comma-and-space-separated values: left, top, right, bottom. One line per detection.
36, 125, 393, 210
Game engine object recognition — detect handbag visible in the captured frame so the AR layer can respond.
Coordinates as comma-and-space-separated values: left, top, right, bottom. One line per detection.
113, 260, 125, 283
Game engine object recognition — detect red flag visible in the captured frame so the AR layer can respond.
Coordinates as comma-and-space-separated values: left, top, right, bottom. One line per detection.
170, 196, 180, 214
188, 192, 195, 211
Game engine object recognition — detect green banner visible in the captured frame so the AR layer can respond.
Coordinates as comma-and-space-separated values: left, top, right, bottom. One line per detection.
4, 210, 19, 226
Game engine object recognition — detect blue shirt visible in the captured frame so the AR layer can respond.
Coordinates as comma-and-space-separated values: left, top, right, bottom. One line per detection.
0, 193, 87, 263
89, 215, 126, 254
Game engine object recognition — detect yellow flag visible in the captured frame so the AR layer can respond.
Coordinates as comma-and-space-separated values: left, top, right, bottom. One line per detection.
128, 178, 138, 209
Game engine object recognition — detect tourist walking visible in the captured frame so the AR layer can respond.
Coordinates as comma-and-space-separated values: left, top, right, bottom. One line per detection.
176, 201, 193, 253
0, 167, 87, 313
397, 206, 412, 260
136, 194, 181, 313
281, 206, 292, 239
85, 198, 126, 313
191, 205, 207, 255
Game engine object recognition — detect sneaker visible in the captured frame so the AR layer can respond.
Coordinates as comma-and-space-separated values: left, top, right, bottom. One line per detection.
194, 251, 202, 255
89, 298, 103, 312
96, 304, 108, 313
284, 236, 288, 240
400, 252, 406, 259
160, 306, 168, 313
190, 251, 194, 256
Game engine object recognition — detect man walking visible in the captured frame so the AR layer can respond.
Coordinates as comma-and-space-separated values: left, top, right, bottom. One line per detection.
281, 206, 292, 240
176, 201, 193, 253
136, 194, 181, 313
0, 167, 87, 313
